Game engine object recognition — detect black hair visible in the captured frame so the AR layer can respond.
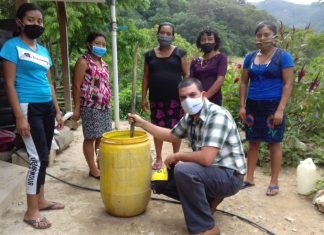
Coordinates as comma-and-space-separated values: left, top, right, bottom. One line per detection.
86, 32, 106, 44
196, 28, 221, 50
16, 3, 43, 20
157, 22, 175, 36
255, 21, 277, 35
14, 3, 43, 36
178, 78, 203, 92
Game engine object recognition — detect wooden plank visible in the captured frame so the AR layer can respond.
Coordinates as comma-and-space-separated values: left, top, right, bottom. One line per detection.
56, 1, 72, 112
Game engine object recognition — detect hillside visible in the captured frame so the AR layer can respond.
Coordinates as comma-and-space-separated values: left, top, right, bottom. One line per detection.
254, 0, 324, 31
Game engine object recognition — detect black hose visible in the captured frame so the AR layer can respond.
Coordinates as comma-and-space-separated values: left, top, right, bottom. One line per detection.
14, 150, 276, 235
150, 197, 276, 235
46, 172, 100, 192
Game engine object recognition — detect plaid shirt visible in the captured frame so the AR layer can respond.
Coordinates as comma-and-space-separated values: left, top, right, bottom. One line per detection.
172, 99, 246, 174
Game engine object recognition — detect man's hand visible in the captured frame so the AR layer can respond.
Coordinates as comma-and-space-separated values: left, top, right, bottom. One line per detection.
127, 113, 146, 128
164, 153, 180, 169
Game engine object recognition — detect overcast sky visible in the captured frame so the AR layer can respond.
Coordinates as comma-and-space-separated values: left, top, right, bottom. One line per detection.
246, 0, 319, 4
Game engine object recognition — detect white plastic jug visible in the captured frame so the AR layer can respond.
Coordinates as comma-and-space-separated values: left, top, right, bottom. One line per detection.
296, 158, 317, 195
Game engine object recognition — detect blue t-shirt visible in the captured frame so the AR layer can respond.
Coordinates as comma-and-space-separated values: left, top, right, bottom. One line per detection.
0, 37, 52, 103
243, 49, 294, 101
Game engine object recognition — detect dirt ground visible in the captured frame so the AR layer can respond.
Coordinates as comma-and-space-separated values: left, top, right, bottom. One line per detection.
0, 121, 323, 235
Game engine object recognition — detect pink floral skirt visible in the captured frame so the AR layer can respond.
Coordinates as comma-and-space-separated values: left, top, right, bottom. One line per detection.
149, 99, 184, 128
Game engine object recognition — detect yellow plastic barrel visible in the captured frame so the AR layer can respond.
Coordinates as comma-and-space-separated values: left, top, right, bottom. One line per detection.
99, 130, 151, 217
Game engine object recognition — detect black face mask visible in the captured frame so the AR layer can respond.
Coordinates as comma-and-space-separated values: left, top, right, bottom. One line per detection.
23, 24, 45, 39
200, 43, 216, 53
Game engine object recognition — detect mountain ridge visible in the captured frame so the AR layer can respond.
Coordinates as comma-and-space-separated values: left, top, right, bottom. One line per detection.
253, 0, 324, 31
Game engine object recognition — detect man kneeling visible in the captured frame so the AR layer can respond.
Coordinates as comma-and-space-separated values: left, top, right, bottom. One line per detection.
128, 78, 246, 235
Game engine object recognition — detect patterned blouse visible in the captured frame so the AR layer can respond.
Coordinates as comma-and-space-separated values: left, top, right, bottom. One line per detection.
80, 52, 111, 110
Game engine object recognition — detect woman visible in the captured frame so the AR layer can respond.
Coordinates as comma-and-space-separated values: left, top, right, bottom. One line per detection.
0, 3, 64, 229
72, 32, 112, 179
190, 29, 228, 106
142, 22, 189, 170
239, 21, 294, 196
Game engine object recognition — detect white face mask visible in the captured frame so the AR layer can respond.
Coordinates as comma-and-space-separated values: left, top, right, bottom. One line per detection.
181, 97, 204, 115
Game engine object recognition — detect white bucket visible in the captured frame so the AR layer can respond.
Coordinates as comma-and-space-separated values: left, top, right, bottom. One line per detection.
296, 158, 317, 195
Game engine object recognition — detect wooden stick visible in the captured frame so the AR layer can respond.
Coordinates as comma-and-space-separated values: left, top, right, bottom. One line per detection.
130, 43, 138, 138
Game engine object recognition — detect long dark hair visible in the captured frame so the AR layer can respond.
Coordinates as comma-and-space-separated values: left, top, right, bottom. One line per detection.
14, 3, 43, 36
16, 3, 43, 20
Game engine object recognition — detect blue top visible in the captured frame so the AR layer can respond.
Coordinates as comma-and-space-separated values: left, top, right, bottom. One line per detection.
0, 37, 53, 103
243, 49, 294, 101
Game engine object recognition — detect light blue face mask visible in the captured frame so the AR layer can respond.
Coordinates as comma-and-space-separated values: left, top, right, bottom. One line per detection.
91, 45, 107, 57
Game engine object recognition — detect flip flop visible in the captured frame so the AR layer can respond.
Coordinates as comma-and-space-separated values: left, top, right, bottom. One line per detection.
241, 181, 255, 189
266, 185, 279, 196
89, 172, 100, 180
23, 217, 51, 229
40, 201, 65, 211
152, 160, 163, 170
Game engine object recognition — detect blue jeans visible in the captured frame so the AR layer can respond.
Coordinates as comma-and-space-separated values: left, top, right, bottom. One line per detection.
151, 163, 243, 234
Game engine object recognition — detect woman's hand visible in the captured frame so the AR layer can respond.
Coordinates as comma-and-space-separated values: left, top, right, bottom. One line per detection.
141, 99, 148, 112
239, 107, 246, 122
16, 116, 30, 137
55, 112, 64, 130
72, 108, 81, 121
273, 109, 284, 126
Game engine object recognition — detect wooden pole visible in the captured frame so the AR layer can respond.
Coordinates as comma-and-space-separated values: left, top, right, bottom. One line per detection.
56, 1, 72, 112
130, 43, 138, 138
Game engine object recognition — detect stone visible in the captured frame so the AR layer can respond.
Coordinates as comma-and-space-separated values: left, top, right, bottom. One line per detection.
313, 189, 324, 213
54, 126, 74, 153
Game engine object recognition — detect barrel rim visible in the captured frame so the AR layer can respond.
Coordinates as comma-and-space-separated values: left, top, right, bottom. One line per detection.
101, 130, 149, 144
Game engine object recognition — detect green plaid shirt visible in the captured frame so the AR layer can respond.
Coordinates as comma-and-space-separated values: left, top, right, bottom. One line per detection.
172, 99, 246, 174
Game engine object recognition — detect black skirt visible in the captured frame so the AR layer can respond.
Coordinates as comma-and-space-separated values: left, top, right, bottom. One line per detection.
244, 99, 286, 143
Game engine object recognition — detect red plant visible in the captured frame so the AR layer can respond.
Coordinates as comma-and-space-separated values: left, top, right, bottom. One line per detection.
309, 72, 320, 92
297, 64, 306, 82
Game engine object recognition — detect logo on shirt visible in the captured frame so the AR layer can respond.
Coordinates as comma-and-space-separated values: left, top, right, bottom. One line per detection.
17, 46, 50, 70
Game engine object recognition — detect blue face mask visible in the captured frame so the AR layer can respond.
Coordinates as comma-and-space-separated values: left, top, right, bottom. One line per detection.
91, 46, 107, 57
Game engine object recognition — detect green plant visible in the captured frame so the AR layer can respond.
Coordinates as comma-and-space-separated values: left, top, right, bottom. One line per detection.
276, 24, 324, 166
